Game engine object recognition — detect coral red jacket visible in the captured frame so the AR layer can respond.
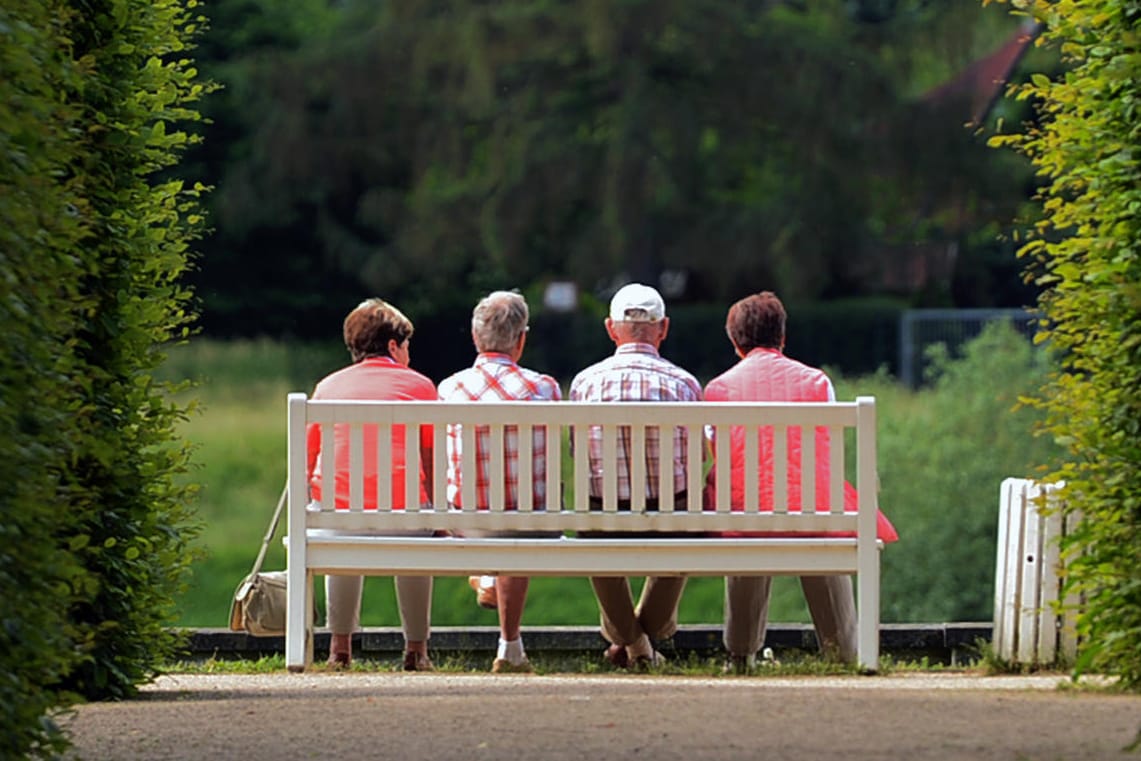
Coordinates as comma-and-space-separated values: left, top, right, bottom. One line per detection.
702, 347, 898, 542
307, 357, 436, 510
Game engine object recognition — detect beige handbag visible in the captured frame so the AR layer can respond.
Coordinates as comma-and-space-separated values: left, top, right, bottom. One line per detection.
228, 484, 313, 636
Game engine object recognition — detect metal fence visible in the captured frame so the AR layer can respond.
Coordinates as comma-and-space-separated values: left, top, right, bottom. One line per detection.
899, 308, 1039, 388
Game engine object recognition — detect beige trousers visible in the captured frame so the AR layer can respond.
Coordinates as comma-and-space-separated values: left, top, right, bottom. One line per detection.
321, 525, 434, 641
724, 575, 858, 664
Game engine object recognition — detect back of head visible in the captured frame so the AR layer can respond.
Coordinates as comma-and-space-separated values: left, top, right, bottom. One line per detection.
726, 291, 786, 354
608, 283, 668, 345
344, 298, 413, 363
609, 283, 666, 324
472, 291, 529, 354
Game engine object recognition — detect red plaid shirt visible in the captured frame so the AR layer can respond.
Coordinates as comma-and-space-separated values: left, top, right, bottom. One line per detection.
437, 353, 561, 509
568, 343, 703, 500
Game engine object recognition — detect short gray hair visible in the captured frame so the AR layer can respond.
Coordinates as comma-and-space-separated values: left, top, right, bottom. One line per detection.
472, 291, 529, 354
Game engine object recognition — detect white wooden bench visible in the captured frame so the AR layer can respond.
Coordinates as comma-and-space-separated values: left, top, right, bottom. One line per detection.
285, 393, 882, 671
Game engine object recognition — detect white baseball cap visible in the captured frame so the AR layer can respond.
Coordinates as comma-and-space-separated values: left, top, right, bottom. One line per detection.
608, 283, 666, 322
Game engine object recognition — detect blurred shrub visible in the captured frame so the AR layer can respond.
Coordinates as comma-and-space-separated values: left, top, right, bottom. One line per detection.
853, 322, 1060, 622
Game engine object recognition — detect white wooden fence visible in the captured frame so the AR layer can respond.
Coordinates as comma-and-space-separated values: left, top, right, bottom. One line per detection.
993, 478, 1078, 665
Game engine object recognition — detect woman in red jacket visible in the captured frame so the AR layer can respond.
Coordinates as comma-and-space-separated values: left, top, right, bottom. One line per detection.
307, 298, 436, 671
702, 291, 898, 672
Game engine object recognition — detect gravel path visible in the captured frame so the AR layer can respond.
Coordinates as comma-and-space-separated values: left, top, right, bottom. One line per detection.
61, 672, 1141, 760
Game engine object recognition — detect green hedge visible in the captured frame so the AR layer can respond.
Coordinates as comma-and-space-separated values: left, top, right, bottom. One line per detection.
0, 0, 206, 754
991, 0, 1141, 689
1, 2, 90, 756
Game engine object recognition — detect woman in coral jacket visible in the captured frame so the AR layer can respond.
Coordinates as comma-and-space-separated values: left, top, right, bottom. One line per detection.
306, 298, 436, 671
702, 291, 899, 672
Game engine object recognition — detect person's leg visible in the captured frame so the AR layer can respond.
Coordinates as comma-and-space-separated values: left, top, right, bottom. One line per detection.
590, 576, 642, 645
493, 575, 532, 672
723, 576, 772, 658
325, 574, 363, 665
634, 576, 688, 641
801, 575, 858, 664
394, 575, 433, 669
497, 576, 529, 642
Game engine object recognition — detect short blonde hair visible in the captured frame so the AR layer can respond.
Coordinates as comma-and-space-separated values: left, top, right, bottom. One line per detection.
471, 291, 528, 354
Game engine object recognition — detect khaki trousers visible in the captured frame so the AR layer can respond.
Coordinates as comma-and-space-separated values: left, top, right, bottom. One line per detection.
586, 491, 690, 646
724, 575, 858, 664
320, 524, 434, 641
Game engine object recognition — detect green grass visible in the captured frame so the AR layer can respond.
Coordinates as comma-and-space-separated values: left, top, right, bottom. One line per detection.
168, 649, 880, 677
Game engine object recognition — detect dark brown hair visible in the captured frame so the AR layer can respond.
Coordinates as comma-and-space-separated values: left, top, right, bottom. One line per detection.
343, 298, 413, 363
725, 291, 786, 353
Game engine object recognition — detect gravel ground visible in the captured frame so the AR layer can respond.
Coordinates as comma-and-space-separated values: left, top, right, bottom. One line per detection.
60, 671, 1141, 761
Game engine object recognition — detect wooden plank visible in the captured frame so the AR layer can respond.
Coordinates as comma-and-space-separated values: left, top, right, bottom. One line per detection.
517, 423, 534, 513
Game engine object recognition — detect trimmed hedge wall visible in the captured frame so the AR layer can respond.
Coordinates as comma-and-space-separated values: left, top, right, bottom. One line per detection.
0, 0, 206, 755
991, 0, 1141, 689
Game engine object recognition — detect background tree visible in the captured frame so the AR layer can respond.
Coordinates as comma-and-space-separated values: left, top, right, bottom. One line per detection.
189, 0, 1033, 337
989, 0, 1141, 689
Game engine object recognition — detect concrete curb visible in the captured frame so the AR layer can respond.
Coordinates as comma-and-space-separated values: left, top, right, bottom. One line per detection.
182, 622, 991, 664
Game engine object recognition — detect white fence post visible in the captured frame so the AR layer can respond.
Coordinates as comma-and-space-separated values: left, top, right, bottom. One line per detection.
993, 478, 1077, 665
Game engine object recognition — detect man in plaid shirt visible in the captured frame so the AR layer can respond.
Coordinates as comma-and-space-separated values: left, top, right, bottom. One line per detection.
438, 291, 561, 673
569, 283, 704, 669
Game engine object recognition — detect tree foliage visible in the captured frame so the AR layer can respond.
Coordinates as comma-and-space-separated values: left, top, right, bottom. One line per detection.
989, 0, 1141, 689
188, 0, 1032, 335
1, 0, 206, 753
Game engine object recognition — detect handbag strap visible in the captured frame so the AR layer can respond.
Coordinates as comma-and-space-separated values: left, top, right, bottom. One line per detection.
248, 482, 289, 577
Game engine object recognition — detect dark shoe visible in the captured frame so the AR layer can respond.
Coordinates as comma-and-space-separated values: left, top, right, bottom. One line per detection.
326, 651, 351, 670
468, 576, 498, 610
604, 643, 629, 669
402, 651, 434, 672
491, 657, 533, 674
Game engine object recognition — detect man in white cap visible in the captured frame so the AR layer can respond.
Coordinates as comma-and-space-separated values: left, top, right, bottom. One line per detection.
569, 283, 704, 669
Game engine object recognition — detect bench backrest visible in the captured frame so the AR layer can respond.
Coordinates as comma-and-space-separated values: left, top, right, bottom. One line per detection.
287, 394, 877, 538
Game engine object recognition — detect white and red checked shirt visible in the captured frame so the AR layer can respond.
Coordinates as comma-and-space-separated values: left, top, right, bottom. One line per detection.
437, 353, 561, 509
568, 343, 703, 500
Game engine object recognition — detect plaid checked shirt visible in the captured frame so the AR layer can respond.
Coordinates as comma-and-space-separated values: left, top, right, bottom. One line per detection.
568, 343, 703, 500
437, 353, 561, 509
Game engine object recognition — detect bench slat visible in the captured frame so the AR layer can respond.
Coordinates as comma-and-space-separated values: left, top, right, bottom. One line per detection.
489, 424, 505, 512
802, 425, 816, 513
299, 536, 864, 577
517, 423, 533, 513
830, 424, 843, 514
302, 509, 859, 534
685, 425, 701, 512
773, 425, 788, 513
630, 424, 647, 513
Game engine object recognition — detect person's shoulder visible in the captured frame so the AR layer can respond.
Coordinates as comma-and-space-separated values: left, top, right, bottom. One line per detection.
518, 365, 562, 399
399, 365, 438, 397
437, 365, 475, 396
569, 356, 610, 388
659, 357, 701, 388
783, 353, 829, 380
310, 363, 358, 397
703, 370, 730, 400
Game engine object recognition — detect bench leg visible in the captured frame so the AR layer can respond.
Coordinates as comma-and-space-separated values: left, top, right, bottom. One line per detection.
286, 557, 309, 672
857, 553, 880, 673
